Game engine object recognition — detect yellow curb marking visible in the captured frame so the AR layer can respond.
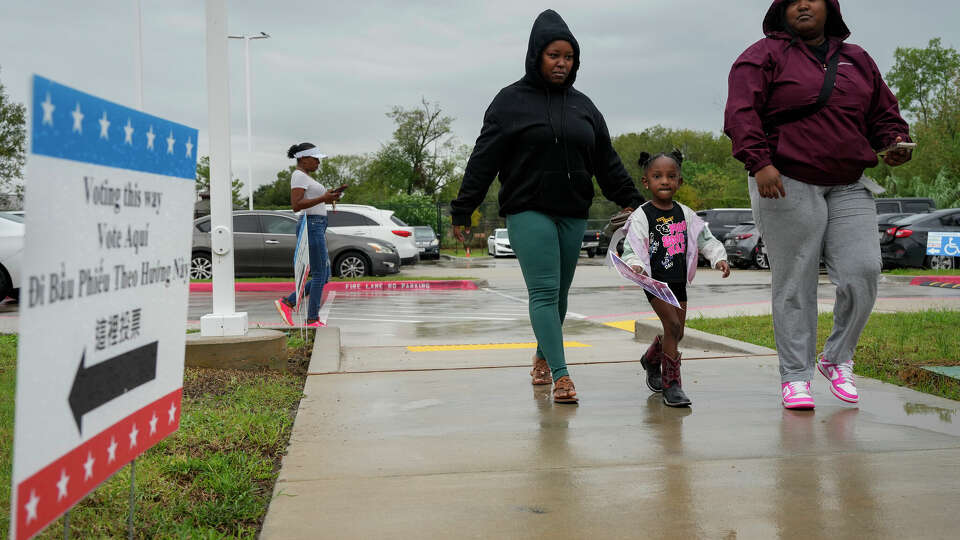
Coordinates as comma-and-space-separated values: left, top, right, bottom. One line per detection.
408, 341, 591, 352
603, 320, 636, 332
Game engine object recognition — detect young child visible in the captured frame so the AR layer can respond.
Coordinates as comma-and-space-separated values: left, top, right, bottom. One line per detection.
621, 150, 731, 407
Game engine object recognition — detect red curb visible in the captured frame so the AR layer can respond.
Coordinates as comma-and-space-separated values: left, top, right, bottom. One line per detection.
910, 276, 960, 286
189, 280, 480, 293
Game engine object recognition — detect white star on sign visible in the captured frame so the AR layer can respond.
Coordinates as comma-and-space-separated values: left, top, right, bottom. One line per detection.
123, 119, 134, 145
168, 402, 177, 424
129, 423, 139, 448
99, 111, 110, 140
83, 452, 95, 481
24, 490, 39, 524
185, 137, 194, 158
107, 437, 118, 463
149, 412, 159, 435
71, 102, 84, 134
166, 131, 176, 154
146, 126, 156, 150
56, 469, 70, 501
41, 93, 55, 126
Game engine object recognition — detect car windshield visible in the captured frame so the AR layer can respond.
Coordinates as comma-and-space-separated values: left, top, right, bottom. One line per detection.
495, 230, 509, 239
414, 227, 434, 239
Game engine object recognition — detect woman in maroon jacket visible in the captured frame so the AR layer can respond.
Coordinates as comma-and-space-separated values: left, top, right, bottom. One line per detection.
724, 0, 912, 410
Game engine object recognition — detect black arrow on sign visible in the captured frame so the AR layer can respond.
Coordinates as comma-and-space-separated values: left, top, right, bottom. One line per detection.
68, 342, 158, 435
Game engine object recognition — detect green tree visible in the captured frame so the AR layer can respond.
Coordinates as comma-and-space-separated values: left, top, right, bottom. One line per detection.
381, 98, 467, 198
195, 155, 246, 208
872, 39, 960, 208
612, 126, 749, 211
0, 68, 26, 193
887, 38, 960, 125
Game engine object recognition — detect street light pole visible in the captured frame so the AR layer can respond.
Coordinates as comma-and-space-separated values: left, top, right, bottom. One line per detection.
228, 32, 270, 211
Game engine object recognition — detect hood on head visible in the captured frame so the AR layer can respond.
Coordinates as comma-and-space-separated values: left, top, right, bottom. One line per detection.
762, 0, 850, 41
524, 9, 580, 89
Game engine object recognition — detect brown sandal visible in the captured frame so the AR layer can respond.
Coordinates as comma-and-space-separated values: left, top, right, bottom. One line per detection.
531, 355, 551, 385
553, 376, 578, 404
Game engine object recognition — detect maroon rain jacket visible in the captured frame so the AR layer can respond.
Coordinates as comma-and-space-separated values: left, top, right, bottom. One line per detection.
724, 0, 910, 186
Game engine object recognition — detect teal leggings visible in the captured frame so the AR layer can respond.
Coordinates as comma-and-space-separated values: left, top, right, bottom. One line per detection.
506, 211, 587, 382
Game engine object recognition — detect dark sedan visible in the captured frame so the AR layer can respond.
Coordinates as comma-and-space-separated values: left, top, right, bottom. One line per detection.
191, 210, 400, 279
880, 208, 960, 270
413, 226, 440, 260
723, 222, 768, 270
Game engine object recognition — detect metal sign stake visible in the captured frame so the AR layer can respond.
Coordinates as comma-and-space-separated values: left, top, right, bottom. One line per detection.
63, 510, 70, 540
128, 458, 136, 540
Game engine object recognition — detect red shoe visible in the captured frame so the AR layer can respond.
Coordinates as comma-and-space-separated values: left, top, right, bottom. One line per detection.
274, 299, 294, 326
305, 320, 326, 328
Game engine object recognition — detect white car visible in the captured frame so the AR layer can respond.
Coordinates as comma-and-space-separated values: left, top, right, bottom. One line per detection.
0, 212, 24, 299
325, 204, 419, 265
487, 228, 514, 257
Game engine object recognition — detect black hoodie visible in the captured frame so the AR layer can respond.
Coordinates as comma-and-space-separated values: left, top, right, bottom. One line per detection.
450, 10, 643, 225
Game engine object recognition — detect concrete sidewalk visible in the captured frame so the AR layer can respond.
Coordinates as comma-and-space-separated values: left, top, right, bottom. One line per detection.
261, 327, 960, 539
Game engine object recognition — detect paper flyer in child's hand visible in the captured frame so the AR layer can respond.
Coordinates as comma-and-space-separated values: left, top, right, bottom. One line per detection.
610, 252, 683, 309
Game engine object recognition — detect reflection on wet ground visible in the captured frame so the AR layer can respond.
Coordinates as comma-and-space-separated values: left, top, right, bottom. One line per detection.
904, 402, 956, 423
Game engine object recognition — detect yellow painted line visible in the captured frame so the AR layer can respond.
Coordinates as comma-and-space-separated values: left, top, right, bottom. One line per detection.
408, 341, 590, 352
603, 320, 635, 332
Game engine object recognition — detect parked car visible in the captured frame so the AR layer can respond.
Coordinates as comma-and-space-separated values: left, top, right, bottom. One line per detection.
880, 208, 960, 270
696, 208, 754, 241
582, 230, 600, 257
875, 197, 935, 215
413, 226, 440, 260
487, 228, 514, 257
723, 222, 769, 270
191, 210, 400, 278
325, 204, 419, 265
0, 212, 24, 299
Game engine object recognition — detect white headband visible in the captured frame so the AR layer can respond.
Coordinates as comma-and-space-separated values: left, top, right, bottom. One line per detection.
294, 147, 327, 160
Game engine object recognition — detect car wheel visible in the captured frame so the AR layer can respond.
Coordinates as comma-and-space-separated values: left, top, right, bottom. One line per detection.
753, 244, 770, 270
0, 265, 11, 300
587, 248, 596, 258
925, 255, 955, 270
335, 252, 369, 278
190, 252, 213, 280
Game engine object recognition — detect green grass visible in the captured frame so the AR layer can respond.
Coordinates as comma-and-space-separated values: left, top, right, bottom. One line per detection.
883, 268, 960, 276
0, 335, 310, 538
687, 309, 960, 401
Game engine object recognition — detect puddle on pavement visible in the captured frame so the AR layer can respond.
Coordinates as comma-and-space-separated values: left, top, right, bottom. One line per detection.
903, 402, 956, 423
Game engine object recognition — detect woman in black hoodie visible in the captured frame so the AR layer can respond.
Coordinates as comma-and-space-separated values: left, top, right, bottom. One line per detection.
451, 9, 643, 403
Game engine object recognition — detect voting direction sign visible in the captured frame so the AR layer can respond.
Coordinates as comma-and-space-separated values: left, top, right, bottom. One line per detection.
9, 76, 197, 540
926, 232, 960, 257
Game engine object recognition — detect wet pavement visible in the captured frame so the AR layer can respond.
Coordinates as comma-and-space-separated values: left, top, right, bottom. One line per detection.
262, 339, 960, 539
259, 258, 960, 539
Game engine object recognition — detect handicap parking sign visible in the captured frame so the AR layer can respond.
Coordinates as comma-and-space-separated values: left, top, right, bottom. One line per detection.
926, 232, 960, 257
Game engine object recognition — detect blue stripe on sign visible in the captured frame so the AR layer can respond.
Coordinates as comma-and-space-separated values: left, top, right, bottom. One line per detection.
31, 75, 198, 180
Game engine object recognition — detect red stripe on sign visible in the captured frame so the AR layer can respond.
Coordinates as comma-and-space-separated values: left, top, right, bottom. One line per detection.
14, 388, 182, 540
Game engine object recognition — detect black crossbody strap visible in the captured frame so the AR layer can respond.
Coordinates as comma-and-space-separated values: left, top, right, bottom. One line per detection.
763, 47, 841, 131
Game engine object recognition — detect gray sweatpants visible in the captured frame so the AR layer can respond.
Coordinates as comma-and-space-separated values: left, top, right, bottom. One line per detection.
749, 175, 881, 383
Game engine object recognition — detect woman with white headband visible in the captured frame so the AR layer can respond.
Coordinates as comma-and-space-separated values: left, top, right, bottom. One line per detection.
274, 142, 344, 327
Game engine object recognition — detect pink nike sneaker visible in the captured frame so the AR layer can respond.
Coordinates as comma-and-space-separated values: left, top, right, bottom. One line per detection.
305, 320, 326, 328
781, 381, 815, 410
274, 299, 294, 326
817, 355, 859, 403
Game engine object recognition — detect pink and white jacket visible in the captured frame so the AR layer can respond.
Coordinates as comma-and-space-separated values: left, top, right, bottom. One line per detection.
620, 202, 727, 284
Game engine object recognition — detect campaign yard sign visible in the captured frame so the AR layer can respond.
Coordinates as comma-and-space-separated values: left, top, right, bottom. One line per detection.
9, 76, 197, 540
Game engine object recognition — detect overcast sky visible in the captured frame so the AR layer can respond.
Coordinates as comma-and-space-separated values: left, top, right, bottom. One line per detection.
2, 1, 958, 193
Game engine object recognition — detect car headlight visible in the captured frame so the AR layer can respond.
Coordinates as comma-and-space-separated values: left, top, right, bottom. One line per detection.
367, 242, 395, 254
429, 239, 439, 246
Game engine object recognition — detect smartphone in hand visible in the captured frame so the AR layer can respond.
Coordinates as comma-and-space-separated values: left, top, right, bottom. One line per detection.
878, 142, 916, 155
